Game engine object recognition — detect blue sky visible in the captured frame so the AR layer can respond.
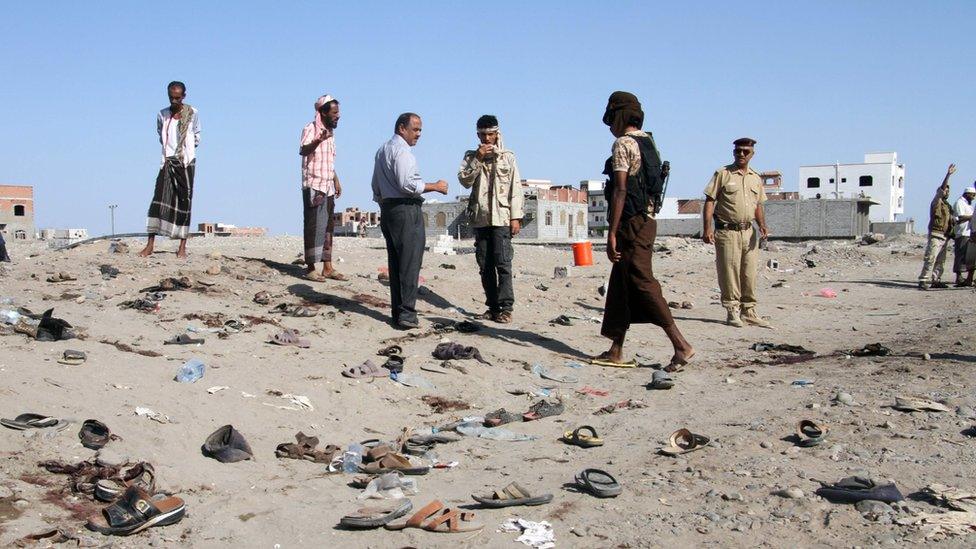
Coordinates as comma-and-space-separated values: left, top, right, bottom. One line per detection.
1, 1, 974, 235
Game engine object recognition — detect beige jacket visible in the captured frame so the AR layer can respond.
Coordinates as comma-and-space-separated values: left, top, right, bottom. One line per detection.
457, 149, 525, 228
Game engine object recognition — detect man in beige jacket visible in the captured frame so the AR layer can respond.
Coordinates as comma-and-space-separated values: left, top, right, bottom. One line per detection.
458, 115, 525, 323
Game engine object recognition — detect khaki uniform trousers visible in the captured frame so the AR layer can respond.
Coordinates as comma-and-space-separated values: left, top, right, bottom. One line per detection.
715, 226, 758, 311
918, 233, 950, 283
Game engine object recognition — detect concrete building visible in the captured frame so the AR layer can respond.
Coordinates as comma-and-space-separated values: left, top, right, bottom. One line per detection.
196, 223, 267, 237
332, 207, 380, 236
581, 180, 608, 237
0, 184, 35, 240
798, 152, 905, 222
421, 180, 588, 241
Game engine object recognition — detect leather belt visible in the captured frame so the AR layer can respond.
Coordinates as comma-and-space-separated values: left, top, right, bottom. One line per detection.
715, 221, 753, 231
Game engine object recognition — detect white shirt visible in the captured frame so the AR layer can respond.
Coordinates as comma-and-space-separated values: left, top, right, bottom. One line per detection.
953, 197, 973, 237
157, 106, 200, 165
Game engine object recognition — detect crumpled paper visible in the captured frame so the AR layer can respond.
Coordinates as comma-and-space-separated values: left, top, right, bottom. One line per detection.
500, 518, 555, 549
135, 406, 171, 424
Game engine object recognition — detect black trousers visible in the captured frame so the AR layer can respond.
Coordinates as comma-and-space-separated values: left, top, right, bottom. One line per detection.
474, 226, 515, 313
380, 199, 425, 324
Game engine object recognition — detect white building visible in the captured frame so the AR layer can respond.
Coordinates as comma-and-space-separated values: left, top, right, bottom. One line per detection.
798, 152, 905, 222
580, 179, 608, 236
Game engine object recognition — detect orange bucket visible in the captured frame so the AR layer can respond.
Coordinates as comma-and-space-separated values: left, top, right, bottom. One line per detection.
572, 241, 593, 266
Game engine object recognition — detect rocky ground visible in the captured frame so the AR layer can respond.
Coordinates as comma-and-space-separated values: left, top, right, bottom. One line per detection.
0, 232, 974, 548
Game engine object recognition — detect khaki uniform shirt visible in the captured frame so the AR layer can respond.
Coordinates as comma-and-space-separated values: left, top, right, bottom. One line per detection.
928, 194, 952, 236
703, 164, 766, 224
611, 130, 650, 176
457, 149, 525, 228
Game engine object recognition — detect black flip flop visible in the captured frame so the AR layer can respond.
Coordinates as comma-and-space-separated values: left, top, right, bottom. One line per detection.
163, 334, 205, 345
574, 469, 622, 498
1, 413, 63, 430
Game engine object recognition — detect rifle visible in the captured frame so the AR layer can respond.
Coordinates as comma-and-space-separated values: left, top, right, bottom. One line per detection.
654, 160, 671, 215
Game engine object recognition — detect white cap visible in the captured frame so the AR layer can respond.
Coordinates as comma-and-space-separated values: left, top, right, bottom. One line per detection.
965, 187, 976, 195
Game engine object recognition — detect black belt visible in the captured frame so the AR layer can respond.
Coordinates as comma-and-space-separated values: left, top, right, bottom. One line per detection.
715, 221, 753, 231
381, 198, 423, 206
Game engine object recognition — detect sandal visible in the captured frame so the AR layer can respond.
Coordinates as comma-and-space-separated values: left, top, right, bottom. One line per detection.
377, 345, 403, 357
659, 428, 710, 456
590, 357, 637, 368
57, 349, 87, 365
648, 370, 674, 390
275, 432, 340, 463
796, 419, 829, 447
384, 500, 483, 533
522, 399, 564, 422
86, 486, 185, 536
1, 413, 67, 431
94, 463, 155, 502
381, 355, 405, 374
560, 425, 604, 448
472, 482, 553, 508
495, 311, 512, 324
252, 291, 271, 305
474, 309, 497, 321
163, 334, 205, 345
359, 452, 430, 475
79, 419, 113, 450
269, 329, 310, 348
574, 469, 622, 498
323, 271, 349, 281
340, 499, 413, 529
341, 360, 388, 379
484, 408, 521, 427
403, 433, 461, 456
305, 271, 327, 282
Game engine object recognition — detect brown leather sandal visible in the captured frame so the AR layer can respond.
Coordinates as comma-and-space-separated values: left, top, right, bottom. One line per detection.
384, 500, 483, 533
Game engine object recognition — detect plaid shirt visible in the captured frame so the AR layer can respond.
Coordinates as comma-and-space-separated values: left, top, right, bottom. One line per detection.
300, 123, 336, 195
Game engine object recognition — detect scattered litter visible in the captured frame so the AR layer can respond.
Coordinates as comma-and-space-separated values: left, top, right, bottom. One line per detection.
594, 399, 647, 415
576, 386, 609, 397
391, 372, 436, 390
892, 396, 951, 413
500, 517, 556, 549
530, 363, 578, 383
817, 288, 837, 298
263, 390, 313, 411
421, 395, 470, 413
358, 471, 419, 500
432, 342, 491, 364
845, 343, 891, 357
207, 386, 229, 394
791, 379, 815, 387
134, 407, 171, 424
751, 342, 814, 355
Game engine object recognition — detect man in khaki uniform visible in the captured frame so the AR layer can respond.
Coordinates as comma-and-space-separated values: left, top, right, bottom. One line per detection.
918, 164, 956, 289
702, 137, 770, 327
458, 115, 525, 323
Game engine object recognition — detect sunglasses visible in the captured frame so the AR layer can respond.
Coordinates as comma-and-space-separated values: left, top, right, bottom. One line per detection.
733, 148, 753, 155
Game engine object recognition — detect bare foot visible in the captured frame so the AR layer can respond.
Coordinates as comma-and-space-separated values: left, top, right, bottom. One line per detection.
176, 249, 188, 259
670, 348, 696, 366
138, 245, 154, 257
592, 350, 623, 363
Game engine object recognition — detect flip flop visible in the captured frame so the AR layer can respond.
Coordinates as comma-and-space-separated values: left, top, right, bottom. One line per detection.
341, 360, 388, 379
666, 350, 695, 372
472, 482, 553, 508
340, 499, 413, 529
57, 349, 87, 365
522, 399, 564, 422
275, 432, 340, 463
590, 357, 638, 368
269, 329, 310, 348
288, 306, 318, 318
384, 500, 483, 533
1, 413, 66, 430
94, 462, 155, 502
223, 319, 246, 333
796, 419, 829, 447
201, 425, 253, 463
574, 469, 622, 498
163, 334, 205, 345
659, 428, 711, 456
359, 452, 430, 475
86, 486, 185, 536
403, 433, 461, 456
78, 419, 113, 450
324, 271, 349, 281
648, 370, 674, 390
560, 425, 604, 448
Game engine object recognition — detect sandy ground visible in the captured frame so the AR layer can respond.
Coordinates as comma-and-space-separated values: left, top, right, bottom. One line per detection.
0, 232, 975, 548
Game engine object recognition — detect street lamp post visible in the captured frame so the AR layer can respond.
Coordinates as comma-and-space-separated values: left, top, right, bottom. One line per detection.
108, 204, 118, 236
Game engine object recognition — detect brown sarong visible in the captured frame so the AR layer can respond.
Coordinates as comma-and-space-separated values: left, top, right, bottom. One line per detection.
601, 215, 674, 339
303, 188, 335, 266
146, 157, 194, 239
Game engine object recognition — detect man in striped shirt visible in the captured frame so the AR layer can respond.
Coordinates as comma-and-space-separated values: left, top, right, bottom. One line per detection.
299, 94, 346, 281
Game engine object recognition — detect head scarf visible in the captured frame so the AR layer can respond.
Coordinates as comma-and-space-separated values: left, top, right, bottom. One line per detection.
313, 94, 336, 134
172, 102, 194, 162
602, 91, 643, 136
478, 124, 506, 153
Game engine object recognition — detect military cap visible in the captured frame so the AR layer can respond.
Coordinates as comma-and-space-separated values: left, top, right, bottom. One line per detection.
733, 137, 757, 147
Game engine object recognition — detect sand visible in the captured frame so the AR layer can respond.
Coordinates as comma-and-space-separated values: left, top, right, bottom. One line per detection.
0, 232, 974, 547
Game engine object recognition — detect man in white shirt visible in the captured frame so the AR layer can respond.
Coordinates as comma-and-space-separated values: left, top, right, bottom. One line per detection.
951, 187, 975, 286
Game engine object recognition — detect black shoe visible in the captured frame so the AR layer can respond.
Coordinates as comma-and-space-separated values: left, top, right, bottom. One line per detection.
395, 318, 419, 330
931, 281, 949, 289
